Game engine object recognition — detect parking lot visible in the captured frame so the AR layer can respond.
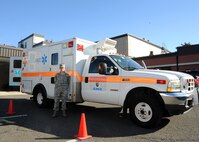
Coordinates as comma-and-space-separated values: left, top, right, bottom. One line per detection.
1, 92, 199, 142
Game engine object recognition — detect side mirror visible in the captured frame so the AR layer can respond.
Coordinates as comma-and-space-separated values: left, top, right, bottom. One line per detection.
98, 63, 107, 75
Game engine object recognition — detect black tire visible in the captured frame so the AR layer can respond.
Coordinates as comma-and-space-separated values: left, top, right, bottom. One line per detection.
129, 94, 162, 128
34, 88, 48, 108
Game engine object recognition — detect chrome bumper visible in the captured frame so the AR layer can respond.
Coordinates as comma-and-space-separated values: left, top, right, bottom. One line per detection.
160, 89, 198, 115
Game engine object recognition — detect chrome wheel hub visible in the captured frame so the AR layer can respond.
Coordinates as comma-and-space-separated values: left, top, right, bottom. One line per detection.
135, 102, 152, 122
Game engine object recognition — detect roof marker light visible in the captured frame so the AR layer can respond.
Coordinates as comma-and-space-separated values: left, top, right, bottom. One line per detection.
68, 41, 73, 48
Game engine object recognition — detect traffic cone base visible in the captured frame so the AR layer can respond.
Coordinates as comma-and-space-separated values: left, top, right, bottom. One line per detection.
6, 100, 16, 115
75, 113, 92, 140
74, 134, 92, 140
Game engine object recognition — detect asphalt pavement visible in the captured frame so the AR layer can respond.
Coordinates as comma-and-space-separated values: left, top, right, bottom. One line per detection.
0, 92, 199, 142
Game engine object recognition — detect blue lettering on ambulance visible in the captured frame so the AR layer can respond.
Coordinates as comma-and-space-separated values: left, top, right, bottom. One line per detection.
93, 87, 102, 91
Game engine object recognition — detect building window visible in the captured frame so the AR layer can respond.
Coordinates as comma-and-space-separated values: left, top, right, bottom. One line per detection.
25, 42, 27, 48
20, 43, 24, 48
13, 60, 22, 68
51, 53, 58, 65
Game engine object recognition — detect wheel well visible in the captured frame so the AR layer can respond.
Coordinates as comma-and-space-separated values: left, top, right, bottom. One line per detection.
32, 83, 47, 97
124, 87, 165, 109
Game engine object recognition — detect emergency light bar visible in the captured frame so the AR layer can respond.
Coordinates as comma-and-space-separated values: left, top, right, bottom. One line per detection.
95, 38, 117, 50
83, 38, 117, 55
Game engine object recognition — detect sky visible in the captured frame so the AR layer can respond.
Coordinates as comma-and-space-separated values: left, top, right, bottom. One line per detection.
0, 0, 198, 52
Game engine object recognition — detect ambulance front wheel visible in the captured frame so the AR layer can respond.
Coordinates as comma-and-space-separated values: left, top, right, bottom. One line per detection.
129, 94, 162, 128
34, 88, 48, 108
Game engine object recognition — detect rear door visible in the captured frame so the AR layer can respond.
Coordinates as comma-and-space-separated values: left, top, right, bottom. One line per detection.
9, 57, 22, 86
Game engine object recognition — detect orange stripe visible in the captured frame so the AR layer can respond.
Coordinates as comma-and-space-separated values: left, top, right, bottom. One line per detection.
22, 72, 58, 77
22, 71, 83, 82
130, 77, 157, 84
22, 72, 166, 84
68, 71, 82, 82
86, 76, 166, 84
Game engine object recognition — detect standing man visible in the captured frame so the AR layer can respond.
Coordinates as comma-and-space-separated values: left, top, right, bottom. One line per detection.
52, 63, 70, 118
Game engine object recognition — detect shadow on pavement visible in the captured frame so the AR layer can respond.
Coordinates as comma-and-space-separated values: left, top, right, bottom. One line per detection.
0, 97, 170, 140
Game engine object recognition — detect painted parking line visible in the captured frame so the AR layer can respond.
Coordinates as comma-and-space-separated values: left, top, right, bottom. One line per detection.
66, 139, 81, 142
0, 119, 15, 126
0, 114, 28, 119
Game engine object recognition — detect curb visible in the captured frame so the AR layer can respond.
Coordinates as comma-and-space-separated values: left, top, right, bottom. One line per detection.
0, 91, 26, 96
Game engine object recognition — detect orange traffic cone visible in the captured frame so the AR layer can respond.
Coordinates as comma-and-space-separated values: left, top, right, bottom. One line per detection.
75, 113, 92, 140
6, 100, 16, 115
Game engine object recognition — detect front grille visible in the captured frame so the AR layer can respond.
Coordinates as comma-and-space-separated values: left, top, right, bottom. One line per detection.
182, 78, 195, 92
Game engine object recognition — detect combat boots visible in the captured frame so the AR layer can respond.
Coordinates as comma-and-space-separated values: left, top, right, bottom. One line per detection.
52, 110, 57, 118
62, 110, 67, 117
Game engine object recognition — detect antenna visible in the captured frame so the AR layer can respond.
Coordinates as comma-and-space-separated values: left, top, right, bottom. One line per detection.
142, 60, 147, 69
161, 42, 169, 53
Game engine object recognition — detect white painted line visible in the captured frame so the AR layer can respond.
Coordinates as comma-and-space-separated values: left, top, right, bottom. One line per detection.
66, 139, 80, 142
1, 119, 15, 124
0, 114, 28, 119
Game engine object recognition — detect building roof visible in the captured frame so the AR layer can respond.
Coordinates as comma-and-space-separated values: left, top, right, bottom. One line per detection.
0, 44, 24, 58
0, 44, 23, 51
111, 33, 170, 53
33, 40, 52, 48
133, 52, 176, 60
18, 33, 44, 44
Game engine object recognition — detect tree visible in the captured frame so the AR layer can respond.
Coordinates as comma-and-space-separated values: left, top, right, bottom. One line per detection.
181, 42, 191, 47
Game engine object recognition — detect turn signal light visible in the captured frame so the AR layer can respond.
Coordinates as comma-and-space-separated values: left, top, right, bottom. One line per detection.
157, 80, 166, 84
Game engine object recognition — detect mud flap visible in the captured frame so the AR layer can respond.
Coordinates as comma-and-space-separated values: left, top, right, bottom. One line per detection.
193, 88, 199, 106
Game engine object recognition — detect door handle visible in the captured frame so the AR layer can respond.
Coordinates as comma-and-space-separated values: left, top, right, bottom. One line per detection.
85, 77, 88, 83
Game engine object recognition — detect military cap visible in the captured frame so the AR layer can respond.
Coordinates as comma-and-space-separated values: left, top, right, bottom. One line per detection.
60, 64, 65, 69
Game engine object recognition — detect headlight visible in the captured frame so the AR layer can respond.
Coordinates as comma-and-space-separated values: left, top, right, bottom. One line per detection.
167, 80, 181, 92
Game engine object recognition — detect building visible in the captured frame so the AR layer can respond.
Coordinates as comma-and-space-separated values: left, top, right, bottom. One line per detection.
18, 33, 51, 49
19, 33, 167, 57
134, 44, 199, 72
0, 45, 23, 90
111, 33, 170, 57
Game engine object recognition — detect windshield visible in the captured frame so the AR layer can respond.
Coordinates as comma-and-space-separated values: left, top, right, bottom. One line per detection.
110, 55, 144, 71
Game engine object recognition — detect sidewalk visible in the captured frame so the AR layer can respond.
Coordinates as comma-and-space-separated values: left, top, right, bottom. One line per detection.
0, 91, 26, 96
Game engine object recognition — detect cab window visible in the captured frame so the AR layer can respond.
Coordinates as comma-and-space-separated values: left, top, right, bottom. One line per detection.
89, 56, 118, 75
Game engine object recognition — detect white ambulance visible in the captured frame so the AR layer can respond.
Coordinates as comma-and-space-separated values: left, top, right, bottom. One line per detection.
9, 56, 22, 87
21, 37, 198, 128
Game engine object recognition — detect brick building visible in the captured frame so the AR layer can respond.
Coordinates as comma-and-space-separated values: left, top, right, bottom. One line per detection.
134, 44, 199, 72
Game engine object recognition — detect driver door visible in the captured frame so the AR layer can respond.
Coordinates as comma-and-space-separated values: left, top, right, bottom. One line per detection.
82, 56, 120, 105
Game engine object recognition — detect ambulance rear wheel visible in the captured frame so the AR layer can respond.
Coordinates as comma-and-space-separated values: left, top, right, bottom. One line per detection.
34, 89, 48, 108
129, 94, 162, 128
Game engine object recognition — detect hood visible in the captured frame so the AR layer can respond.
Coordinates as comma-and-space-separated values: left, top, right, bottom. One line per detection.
142, 69, 193, 78
126, 69, 193, 81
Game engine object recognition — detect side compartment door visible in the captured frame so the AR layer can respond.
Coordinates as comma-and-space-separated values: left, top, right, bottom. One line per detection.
9, 57, 22, 86
82, 56, 120, 105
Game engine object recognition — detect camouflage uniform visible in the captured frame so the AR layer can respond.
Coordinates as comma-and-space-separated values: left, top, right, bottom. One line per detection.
53, 71, 70, 111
